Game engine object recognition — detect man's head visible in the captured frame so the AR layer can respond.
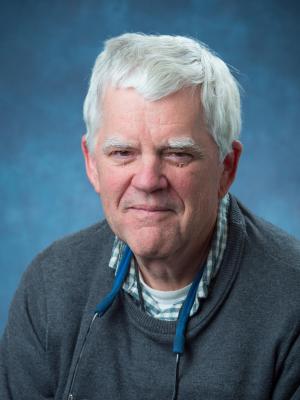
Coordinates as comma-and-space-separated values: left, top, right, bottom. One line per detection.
82, 34, 242, 280
83, 33, 241, 160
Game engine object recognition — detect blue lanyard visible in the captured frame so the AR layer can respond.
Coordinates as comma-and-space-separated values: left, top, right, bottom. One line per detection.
69, 245, 204, 400
95, 245, 132, 317
95, 244, 205, 355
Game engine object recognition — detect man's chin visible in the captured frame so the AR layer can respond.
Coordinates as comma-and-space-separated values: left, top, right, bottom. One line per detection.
123, 233, 174, 260
111, 223, 180, 258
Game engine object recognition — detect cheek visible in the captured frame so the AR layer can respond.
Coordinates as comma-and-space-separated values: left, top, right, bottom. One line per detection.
173, 167, 221, 206
97, 168, 131, 205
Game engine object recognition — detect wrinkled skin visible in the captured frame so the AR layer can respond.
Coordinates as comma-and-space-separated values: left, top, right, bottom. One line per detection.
82, 86, 242, 290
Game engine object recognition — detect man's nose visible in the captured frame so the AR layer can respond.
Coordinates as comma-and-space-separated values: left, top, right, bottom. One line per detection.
131, 156, 168, 193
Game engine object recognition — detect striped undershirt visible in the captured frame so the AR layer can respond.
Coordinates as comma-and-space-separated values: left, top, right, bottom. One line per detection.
109, 193, 229, 321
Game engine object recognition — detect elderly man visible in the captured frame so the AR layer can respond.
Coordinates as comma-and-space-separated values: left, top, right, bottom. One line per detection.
1, 33, 300, 400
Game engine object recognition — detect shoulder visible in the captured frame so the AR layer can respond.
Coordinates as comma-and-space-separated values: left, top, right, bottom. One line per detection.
23, 220, 115, 298
229, 195, 300, 313
44, 220, 113, 258
232, 196, 300, 269
13, 220, 115, 336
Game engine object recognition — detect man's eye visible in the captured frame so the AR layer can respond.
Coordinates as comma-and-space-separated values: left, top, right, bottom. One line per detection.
110, 150, 133, 158
164, 152, 193, 165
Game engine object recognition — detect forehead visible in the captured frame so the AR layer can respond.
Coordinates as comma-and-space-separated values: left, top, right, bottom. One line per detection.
101, 86, 205, 128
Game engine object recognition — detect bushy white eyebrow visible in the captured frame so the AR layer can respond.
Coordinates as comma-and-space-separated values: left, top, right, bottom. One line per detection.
102, 136, 204, 155
165, 137, 203, 154
166, 137, 196, 148
102, 137, 135, 152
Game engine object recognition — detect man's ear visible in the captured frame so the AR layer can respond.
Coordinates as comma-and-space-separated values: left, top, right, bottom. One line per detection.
218, 140, 243, 199
81, 135, 101, 194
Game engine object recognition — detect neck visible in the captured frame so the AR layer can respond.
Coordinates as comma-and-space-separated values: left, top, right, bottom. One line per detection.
135, 228, 214, 291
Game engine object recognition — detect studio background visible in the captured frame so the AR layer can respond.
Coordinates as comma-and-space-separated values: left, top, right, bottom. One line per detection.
1, 0, 299, 334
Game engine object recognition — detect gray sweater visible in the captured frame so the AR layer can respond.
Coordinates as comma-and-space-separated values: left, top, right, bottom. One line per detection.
1, 196, 300, 400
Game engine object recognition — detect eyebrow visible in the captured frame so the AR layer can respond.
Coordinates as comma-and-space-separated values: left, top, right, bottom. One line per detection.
102, 136, 204, 156
163, 137, 204, 156
102, 137, 135, 153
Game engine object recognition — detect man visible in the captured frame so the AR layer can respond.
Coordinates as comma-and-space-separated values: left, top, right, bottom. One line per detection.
1, 33, 300, 400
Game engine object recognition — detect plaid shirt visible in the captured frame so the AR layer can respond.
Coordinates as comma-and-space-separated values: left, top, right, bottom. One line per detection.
109, 194, 229, 321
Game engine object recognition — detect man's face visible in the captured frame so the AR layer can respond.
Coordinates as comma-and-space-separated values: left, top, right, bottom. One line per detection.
83, 86, 240, 262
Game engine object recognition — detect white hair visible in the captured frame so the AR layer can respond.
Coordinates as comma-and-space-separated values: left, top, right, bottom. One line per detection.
83, 33, 241, 159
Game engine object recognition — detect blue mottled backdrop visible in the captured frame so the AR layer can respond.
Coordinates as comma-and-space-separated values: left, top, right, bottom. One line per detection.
1, 0, 299, 333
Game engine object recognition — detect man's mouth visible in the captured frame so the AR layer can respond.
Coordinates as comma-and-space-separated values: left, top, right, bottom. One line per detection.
129, 205, 172, 212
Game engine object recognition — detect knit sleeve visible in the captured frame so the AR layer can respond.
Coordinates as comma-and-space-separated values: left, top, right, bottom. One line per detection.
0, 255, 55, 399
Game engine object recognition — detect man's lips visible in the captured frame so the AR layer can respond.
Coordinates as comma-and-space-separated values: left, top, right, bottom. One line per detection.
128, 205, 173, 212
